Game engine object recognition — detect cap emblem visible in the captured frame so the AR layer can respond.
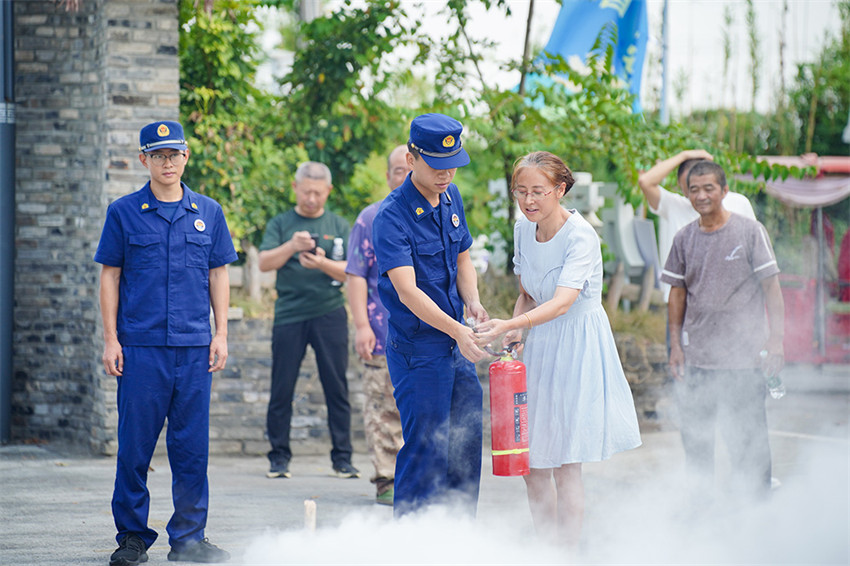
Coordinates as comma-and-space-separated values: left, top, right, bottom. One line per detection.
442, 135, 455, 148
157, 124, 170, 137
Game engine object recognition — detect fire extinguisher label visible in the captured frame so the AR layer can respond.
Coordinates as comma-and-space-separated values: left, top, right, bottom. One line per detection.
514, 407, 521, 441
513, 391, 528, 443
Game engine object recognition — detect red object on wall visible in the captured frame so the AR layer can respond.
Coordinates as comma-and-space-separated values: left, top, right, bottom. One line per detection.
839, 230, 850, 303
779, 274, 817, 363
489, 359, 530, 476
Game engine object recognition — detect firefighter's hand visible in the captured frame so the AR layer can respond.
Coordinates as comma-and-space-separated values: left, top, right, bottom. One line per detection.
102, 338, 123, 376
209, 334, 228, 372
465, 301, 489, 327
456, 323, 486, 363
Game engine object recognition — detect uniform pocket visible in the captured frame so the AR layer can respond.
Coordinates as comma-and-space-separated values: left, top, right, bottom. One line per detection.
185, 233, 212, 268
448, 228, 462, 270
127, 233, 162, 269
414, 239, 444, 281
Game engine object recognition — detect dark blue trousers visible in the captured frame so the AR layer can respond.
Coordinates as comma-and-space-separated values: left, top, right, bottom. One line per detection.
388, 346, 482, 518
112, 346, 211, 550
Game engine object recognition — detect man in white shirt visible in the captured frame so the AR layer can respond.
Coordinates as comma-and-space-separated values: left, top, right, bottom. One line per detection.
638, 149, 756, 301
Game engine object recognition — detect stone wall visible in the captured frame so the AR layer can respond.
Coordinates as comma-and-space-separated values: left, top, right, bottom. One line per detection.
13, 0, 180, 454
196, 315, 368, 457
194, 315, 670, 457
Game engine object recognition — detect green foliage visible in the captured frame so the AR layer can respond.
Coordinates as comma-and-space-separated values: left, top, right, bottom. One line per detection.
176, 0, 842, 273
276, 0, 411, 215
179, 0, 307, 250
789, 0, 850, 155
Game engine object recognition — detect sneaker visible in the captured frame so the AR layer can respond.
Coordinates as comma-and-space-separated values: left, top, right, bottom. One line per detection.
266, 459, 291, 479
332, 461, 360, 478
376, 487, 394, 506
110, 533, 148, 566
167, 538, 230, 563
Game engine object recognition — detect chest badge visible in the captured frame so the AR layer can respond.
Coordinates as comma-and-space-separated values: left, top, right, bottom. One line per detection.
451, 213, 460, 227
194, 218, 206, 232
415, 207, 424, 216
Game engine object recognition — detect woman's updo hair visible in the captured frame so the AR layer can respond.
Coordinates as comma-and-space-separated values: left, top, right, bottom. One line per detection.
510, 151, 575, 196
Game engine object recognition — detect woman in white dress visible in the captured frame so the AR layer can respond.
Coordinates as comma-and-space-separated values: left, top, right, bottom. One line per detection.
475, 152, 641, 548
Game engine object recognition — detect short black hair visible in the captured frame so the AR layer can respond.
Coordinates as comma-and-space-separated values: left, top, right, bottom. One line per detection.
677, 158, 704, 183
686, 160, 727, 189
406, 141, 421, 160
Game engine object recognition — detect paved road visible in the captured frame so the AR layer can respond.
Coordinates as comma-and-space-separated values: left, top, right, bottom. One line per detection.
1, 363, 847, 565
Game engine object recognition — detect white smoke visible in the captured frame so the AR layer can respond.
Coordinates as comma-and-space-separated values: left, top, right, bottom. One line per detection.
239, 428, 847, 565
243, 505, 566, 564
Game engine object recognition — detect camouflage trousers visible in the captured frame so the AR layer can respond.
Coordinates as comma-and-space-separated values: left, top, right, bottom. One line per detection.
362, 355, 404, 493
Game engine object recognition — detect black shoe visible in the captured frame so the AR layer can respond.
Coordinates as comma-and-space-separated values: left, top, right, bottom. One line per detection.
167, 538, 230, 563
110, 534, 148, 566
333, 461, 360, 478
266, 459, 291, 479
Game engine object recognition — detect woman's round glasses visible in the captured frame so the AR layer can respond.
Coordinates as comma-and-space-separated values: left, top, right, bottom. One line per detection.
511, 188, 555, 200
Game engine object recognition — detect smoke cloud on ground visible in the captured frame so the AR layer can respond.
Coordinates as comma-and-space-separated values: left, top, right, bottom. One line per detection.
242, 427, 847, 565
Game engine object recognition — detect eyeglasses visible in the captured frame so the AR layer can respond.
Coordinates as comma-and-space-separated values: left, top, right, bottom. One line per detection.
511, 188, 555, 200
146, 152, 186, 165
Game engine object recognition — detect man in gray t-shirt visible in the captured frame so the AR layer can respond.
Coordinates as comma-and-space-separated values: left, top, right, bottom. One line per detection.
661, 161, 785, 501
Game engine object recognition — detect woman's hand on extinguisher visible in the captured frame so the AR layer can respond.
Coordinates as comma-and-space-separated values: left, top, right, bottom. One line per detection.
473, 318, 507, 348
502, 329, 523, 355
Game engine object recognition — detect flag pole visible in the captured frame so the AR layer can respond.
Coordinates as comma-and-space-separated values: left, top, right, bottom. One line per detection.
660, 0, 670, 125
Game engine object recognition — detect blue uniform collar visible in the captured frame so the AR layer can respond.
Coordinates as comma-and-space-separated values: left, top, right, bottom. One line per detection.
138, 181, 201, 216
400, 176, 454, 223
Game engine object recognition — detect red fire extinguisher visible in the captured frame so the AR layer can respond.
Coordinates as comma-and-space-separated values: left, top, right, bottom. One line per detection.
488, 346, 529, 477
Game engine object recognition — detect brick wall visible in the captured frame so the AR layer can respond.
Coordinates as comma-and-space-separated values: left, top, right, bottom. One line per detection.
13, 0, 180, 454
199, 316, 367, 457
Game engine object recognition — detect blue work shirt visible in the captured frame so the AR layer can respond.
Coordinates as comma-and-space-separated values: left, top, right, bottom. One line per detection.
94, 181, 238, 347
373, 174, 473, 355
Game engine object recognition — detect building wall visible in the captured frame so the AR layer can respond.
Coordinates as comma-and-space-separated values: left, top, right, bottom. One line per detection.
11, 1, 368, 457
13, 0, 180, 454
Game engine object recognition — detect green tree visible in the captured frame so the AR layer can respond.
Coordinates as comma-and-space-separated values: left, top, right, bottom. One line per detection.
790, 0, 850, 155
275, 0, 413, 215
179, 0, 307, 250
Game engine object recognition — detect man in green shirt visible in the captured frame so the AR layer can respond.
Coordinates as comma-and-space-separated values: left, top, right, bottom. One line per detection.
259, 161, 358, 479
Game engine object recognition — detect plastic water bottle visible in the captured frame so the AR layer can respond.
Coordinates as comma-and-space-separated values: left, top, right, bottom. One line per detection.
330, 237, 344, 287
760, 350, 786, 399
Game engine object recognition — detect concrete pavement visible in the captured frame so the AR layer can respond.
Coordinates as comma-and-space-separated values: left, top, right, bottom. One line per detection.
1, 363, 848, 565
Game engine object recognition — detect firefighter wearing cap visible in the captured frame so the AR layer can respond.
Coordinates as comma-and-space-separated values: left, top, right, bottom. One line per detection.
372, 113, 489, 517
95, 120, 236, 564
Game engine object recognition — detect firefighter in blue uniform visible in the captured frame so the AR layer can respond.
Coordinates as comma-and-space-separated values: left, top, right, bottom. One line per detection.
372, 113, 489, 517
95, 121, 236, 566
